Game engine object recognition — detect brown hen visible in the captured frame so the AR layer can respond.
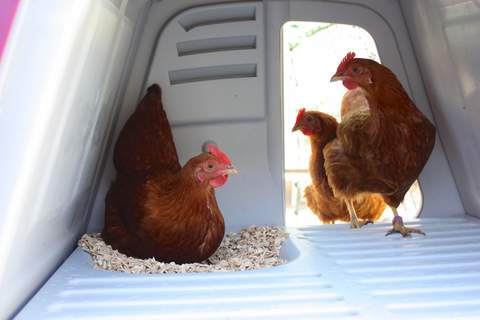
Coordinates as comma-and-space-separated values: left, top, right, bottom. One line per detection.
102, 84, 237, 263
292, 109, 385, 226
324, 52, 436, 236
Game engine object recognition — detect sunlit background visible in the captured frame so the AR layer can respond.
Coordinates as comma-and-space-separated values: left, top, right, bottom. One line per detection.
282, 21, 422, 227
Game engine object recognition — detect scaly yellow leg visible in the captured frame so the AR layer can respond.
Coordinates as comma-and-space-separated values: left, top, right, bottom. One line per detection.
345, 199, 372, 229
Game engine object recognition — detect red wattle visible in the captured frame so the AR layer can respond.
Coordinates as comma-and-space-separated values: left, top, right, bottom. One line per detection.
343, 79, 359, 90
301, 128, 314, 136
209, 175, 228, 188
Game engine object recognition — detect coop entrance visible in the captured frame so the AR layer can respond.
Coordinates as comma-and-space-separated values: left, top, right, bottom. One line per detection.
282, 21, 422, 227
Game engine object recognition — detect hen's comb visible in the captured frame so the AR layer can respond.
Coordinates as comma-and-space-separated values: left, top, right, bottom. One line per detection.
294, 108, 306, 127
207, 144, 232, 165
336, 52, 356, 73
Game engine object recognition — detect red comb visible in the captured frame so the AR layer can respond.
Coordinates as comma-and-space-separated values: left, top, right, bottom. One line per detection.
294, 108, 306, 127
336, 52, 356, 73
207, 144, 232, 165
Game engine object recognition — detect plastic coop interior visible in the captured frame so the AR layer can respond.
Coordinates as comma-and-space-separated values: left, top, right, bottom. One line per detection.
1, 0, 480, 319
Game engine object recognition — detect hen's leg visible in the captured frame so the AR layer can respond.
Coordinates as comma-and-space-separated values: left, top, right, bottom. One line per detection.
346, 200, 372, 229
385, 207, 425, 237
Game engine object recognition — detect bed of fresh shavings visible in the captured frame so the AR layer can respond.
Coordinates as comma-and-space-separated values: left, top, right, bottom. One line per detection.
78, 226, 289, 274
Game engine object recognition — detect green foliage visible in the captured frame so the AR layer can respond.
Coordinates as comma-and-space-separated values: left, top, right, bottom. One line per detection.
289, 42, 300, 51
305, 23, 334, 38
288, 23, 334, 52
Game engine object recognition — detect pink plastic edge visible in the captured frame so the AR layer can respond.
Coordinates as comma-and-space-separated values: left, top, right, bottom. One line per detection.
0, 0, 21, 62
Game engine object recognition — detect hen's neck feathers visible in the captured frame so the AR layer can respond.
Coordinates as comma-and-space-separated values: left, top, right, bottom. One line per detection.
365, 67, 417, 115
178, 165, 212, 196
358, 68, 427, 143
308, 124, 337, 188
309, 133, 334, 154
150, 164, 214, 211
309, 138, 327, 182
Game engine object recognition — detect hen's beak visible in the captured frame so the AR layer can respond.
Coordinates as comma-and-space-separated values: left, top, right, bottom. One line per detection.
223, 165, 238, 175
292, 123, 301, 132
330, 73, 344, 82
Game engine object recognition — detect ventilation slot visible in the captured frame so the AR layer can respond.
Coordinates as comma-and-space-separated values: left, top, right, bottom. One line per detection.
178, 6, 256, 31
169, 64, 257, 85
177, 36, 256, 56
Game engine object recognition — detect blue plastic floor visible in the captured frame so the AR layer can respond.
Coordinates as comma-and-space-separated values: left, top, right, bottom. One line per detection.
16, 217, 480, 319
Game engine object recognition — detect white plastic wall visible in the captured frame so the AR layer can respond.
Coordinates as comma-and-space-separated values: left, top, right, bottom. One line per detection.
0, 0, 149, 317
0, 0, 476, 318
400, 0, 480, 219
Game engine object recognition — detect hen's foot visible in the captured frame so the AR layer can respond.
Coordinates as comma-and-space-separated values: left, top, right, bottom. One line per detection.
350, 218, 373, 229
385, 216, 425, 237
346, 200, 372, 229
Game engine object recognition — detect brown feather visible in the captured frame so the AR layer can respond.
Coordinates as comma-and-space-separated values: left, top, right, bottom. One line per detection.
113, 84, 181, 176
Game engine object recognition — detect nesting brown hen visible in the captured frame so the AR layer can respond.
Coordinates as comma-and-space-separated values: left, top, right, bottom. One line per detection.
102, 84, 237, 263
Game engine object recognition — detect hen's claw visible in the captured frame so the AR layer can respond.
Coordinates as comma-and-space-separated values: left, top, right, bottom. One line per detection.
363, 220, 374, 226
350, 219, 373, 229
385, 216, 426, 237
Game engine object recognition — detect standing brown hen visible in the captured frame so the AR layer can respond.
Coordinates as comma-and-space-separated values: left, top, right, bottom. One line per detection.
324, 52, 436, 236
292, 109, 385, 226
102, 84, 237, 263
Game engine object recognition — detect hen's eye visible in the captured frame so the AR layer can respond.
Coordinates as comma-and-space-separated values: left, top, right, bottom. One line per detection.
306, 116, 313, 122
352, 67, 360, 74
207, 163, 215, 169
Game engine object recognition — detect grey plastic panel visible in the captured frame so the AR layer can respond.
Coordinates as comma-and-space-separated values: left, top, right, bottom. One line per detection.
176, 35, 256, 56
400, 0, 480, 219
169, 63, 257, 84
178, 4, 256, 31
146, 2, 266, 125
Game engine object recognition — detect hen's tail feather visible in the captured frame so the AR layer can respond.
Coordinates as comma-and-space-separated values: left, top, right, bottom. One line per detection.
147, 83, 161, 95
304, 185, 318, 213
305, 182, 385, 224
304, 185, 339, 224
304, 185, 323, 223
113, 83, 181, 176
353, 194, 386, 222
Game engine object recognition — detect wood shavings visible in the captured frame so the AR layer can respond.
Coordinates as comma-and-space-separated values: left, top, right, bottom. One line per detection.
78, 226, 288, 274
